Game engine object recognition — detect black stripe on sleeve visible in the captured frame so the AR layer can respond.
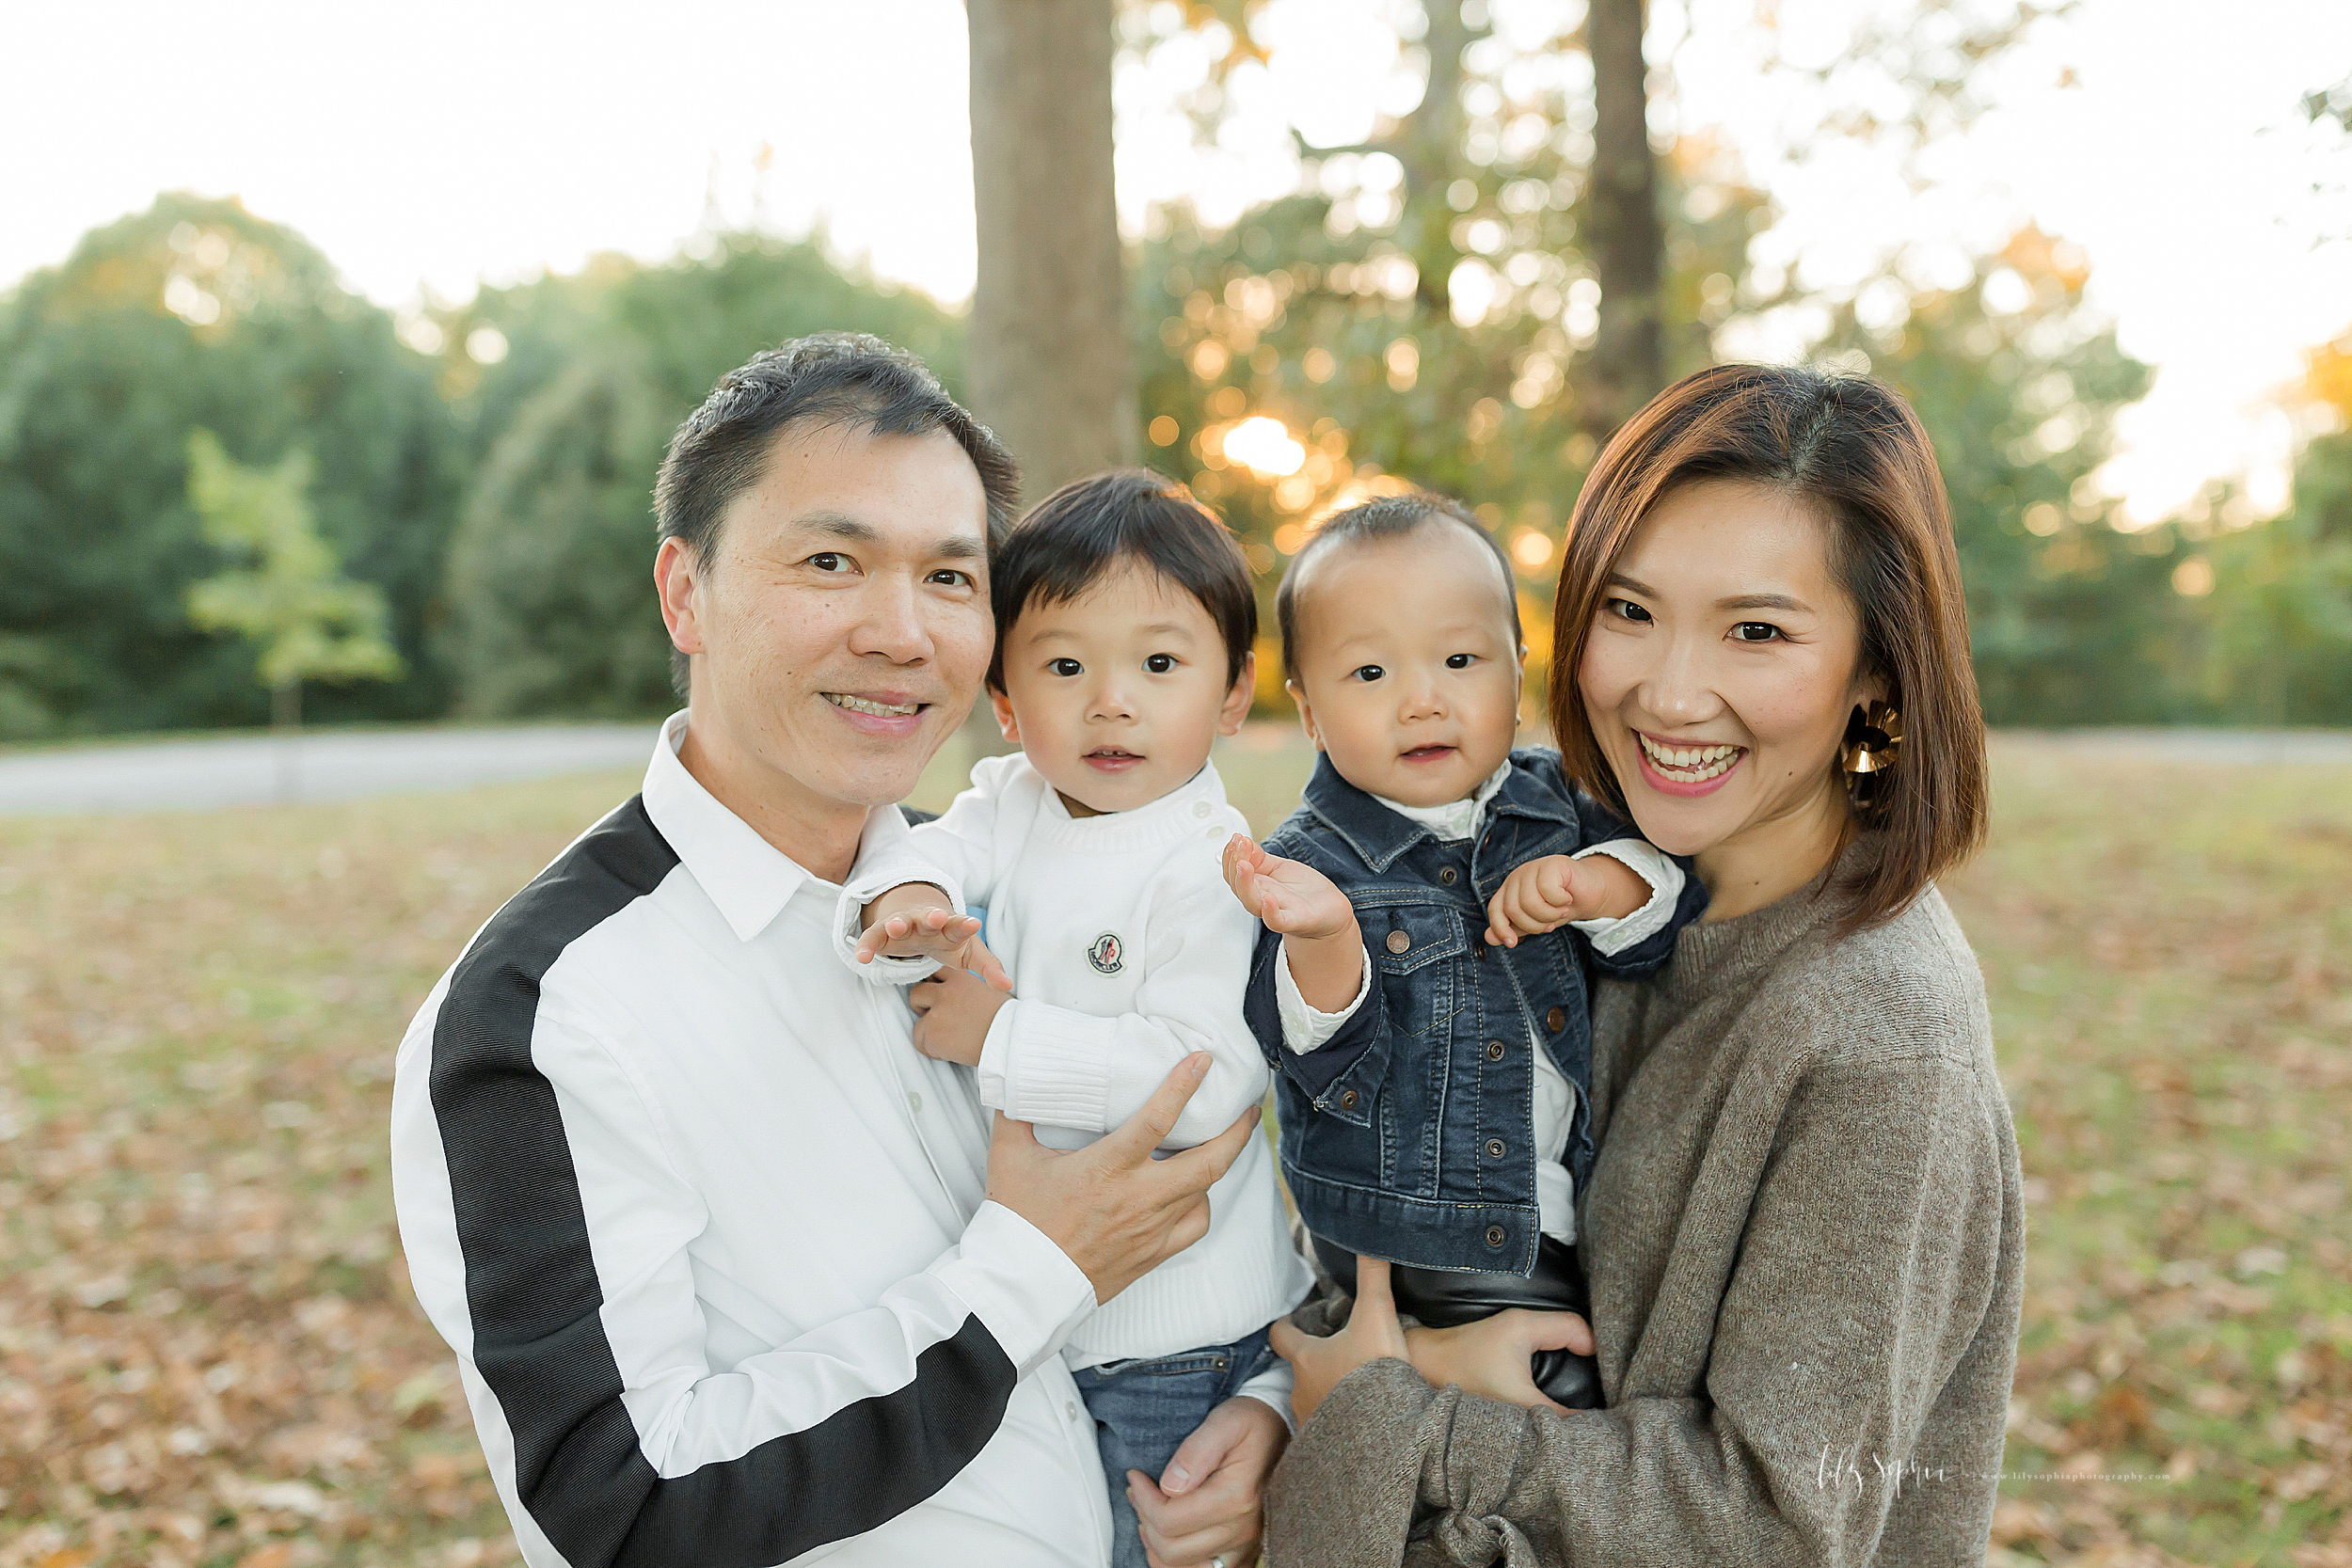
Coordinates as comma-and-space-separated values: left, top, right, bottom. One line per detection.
427, 795, 1021, 1568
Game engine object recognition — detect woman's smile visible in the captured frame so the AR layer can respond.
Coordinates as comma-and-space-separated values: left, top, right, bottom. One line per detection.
1632, 731, 1745, 797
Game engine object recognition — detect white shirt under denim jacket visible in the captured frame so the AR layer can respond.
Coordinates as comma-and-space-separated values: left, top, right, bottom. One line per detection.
1273, 760, 1683, 1244
834, 752, 1313, 1405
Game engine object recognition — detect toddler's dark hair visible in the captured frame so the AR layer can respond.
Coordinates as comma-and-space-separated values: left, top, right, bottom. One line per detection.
1274, 492, 1522, 684
989, 469, 1258, 691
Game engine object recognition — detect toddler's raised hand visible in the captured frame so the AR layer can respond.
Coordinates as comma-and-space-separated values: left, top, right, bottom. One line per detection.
1220, 835, 1355, 942
1485, 854, 1602, 948
855, 884, 1013, 990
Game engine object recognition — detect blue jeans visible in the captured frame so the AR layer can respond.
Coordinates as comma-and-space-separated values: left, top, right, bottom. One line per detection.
1071, 1327, 1277, 1568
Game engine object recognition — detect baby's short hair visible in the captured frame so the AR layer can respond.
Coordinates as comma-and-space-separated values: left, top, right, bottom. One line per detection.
1274, 492, 1522, 684
988, 469, 1258, 691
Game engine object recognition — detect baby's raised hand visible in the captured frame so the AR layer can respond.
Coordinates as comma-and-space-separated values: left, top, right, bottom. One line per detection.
1485, 855, 1607, 947
856, 885, 1013, 990
1221, 835, 1356, 942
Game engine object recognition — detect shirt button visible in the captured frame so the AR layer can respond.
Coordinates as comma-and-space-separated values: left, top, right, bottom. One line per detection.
1485, 1226, 1507, 1248
1385, 929, 1410, 954
1486, 1138, 1505, 1159
1205, 827, 1222, 841
1065, 1401, 1079, 1422
1485, 1039, 1506, 1061
1438, 867, 1457, 885
907, 1090, 923, 1114
1546, 1006, 1567, 1034
1192, 800, 1211, 818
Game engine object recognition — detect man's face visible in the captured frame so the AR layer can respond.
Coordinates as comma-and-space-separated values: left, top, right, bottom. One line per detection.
658, 420, 993, 819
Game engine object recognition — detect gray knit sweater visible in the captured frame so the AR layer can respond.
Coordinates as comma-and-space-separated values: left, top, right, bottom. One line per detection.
1264, 845, 2026, 1567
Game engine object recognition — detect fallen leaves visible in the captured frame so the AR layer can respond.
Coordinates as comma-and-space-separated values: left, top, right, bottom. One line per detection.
2, 735, 2344, 1565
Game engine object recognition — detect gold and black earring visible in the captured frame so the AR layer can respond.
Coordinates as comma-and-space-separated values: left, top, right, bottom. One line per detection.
1839, 700, 1903, 811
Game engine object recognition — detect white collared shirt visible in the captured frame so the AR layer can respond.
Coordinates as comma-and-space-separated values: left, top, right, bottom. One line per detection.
390, 712, 1113, 1568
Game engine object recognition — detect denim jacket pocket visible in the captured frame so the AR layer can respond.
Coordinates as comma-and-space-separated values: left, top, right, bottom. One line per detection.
1366, 901, 1466, 1036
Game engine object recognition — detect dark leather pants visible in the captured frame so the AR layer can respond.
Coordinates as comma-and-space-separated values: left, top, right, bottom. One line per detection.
1312, 1234, 1601, 1409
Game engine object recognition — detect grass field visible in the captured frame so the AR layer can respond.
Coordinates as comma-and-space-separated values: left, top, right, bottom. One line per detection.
1, 729, 2345, 1567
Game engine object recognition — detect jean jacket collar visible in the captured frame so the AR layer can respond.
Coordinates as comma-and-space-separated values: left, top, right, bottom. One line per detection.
1299, 749, 1579, 875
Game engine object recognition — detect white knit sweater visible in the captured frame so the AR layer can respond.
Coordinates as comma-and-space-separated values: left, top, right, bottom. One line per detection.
835, 753, 1312, 1370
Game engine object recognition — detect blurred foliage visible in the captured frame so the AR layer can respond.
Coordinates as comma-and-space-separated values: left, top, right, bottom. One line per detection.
0, 194, 463, 739
421, 232, 965, 718
1, 8, 2347, 740
184, 431, 403, 715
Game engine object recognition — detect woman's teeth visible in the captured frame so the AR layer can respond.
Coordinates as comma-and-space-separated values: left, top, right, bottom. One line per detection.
826, 693, 920, 718
1637, 733, 1742, 780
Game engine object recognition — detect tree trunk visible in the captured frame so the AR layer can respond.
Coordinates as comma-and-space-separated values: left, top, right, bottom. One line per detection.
1580, 0, 1668, 441
1398, 0, 1477, 322
965, 0, 1136, 501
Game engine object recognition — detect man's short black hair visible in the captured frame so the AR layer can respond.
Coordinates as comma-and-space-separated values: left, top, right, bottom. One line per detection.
988, 469, 1257, 691
654, 331, 1019, 695
1274, 491, 1521, 684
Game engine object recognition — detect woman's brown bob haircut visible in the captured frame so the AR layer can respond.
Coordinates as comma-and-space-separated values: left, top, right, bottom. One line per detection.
1549, 362, 1989, 931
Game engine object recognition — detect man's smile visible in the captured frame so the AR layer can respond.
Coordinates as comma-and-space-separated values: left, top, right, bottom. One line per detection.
822, 691, 925, 718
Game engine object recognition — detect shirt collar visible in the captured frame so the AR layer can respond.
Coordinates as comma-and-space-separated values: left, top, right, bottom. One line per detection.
1371, 761, 1511, 844
640, 710, 916, 942
1301, 748, 1577, 872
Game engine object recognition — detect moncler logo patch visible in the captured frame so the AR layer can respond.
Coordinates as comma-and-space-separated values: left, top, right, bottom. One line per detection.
1087, 932, 1123, 974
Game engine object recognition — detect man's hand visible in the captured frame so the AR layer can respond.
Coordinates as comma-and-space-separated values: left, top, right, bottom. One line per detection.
1406, 1308, 1595, 1415
1222, 834, 1363, 1014
984, 1053, 1259, 1305
1268, 1256, 1411, 1427
1483, 852, 1647, 948
1126, 1394, 1287, 1568
855, 883, 1012, 990
907, 963, 1011, 1068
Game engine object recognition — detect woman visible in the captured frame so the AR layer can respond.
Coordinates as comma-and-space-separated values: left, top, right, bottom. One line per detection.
1263, 364, 2026, 1566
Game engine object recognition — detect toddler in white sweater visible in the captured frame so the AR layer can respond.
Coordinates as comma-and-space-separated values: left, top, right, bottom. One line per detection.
832, 469, 1311, 1568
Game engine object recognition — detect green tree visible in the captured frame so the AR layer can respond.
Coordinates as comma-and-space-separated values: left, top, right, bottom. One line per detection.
0, 193, 464, 737
183, 429, 403, 731
437, 231, 968, 717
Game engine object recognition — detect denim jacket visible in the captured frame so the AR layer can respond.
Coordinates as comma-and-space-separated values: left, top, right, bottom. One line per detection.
1242, 748, 1708, 1274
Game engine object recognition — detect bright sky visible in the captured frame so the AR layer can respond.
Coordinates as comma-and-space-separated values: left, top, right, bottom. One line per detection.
6, 0, 2347, 524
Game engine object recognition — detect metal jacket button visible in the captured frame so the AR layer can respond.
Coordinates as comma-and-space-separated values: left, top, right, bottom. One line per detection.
1339, 1088, 1359, 1110
1484, 1039, 1505, 1061
1485, 1226, 1507, 1248
1438, 866, 1457, 884
1485, 1138, 1505, 1159
1385, 929, 1410, 954
1546, 1006, 1567, 1033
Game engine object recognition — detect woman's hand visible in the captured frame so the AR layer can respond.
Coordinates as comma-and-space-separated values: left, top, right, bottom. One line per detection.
1269, 1256, 1412, 1427
1124, 1393, 1288, 1568
1406, 1308, 1595, 1414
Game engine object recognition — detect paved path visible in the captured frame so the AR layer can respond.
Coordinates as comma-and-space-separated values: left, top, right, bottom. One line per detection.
0, 724, 657, 816
2, 723, 2345, 817
1999, 728, 2352, 765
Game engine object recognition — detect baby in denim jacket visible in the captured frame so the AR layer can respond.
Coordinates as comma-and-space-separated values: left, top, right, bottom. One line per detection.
1221, 492, 1704, 1408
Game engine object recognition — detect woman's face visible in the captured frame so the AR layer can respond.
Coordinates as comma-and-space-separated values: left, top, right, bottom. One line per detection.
1577, 478, 1878, 863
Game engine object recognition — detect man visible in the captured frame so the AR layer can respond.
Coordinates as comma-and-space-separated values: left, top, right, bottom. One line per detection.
390, 334, 1289, 1568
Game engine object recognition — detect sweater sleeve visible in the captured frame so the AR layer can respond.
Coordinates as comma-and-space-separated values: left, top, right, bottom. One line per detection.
1264, 1051, 2011, 1568
833, 760, 1018, 985
974, 873, 1270, 1148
